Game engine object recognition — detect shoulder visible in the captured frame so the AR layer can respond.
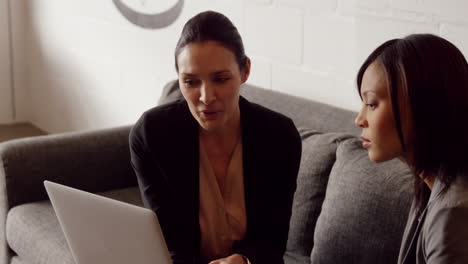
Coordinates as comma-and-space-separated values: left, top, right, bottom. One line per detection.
129, 99, 190, 145
240, 97, 301, 165
240, 97, 297, 135
425, 202, 468, 233
138, 99, 187, 126
429, 177, 468, 212
425, 177, 468, 231
422, 180, 468, 262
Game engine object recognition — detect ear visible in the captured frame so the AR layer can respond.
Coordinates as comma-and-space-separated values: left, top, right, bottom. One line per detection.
241, 57, 251, 84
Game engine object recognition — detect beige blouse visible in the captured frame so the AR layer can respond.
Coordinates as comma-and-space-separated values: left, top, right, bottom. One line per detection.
198, 137, 247, 261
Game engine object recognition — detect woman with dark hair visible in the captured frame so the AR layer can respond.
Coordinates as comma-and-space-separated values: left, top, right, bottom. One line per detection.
130, 11, 301, 264
355, 33, 468, 264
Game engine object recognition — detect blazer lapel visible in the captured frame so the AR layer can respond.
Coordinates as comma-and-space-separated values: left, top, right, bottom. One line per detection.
238, 97, 257, 230
400, 180, 444, 264
158, 100, 199, 212
176, 101, 199, 204
172, 100, 201, 247
399, 205, 428, 264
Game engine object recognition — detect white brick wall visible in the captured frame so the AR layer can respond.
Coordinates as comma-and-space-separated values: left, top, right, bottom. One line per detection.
0, 0, 13, 123
441, 23, 468, 58
272, 64, 335, 103
10, 0, 28, 122
247, 56, 272, 89
276, 0, 337, 15
244, 5, 303, 65
303, 15, 356, 79
7, 0, 468, 132
425, 0, 468, 24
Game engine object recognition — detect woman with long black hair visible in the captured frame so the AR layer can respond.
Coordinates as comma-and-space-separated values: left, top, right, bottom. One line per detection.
355, 34, 468, 264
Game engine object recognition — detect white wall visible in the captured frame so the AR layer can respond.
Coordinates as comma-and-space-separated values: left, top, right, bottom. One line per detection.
10, 0, 29, 123
0, 0, 13, 123
10, 0, 468, 133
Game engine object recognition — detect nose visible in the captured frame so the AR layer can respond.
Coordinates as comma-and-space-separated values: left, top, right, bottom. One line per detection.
355, 110, 367, 128
199, 83, 216, 105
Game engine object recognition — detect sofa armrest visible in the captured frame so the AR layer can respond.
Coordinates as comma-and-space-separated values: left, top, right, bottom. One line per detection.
0, 124, 136, 208
0, 125, 137, 263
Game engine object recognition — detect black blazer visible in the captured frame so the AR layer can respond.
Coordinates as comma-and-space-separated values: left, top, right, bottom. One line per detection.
129, 96, 301, 264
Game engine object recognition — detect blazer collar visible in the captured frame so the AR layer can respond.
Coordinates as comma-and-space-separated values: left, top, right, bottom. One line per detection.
399, 202, 429, 264
428, 177, 445, 204
399, 178, 446, 264
173, 96, 253, 187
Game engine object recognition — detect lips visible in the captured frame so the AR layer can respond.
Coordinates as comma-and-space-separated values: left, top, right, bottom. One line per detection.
199, 110, 221, 119
361, 136, 371, 149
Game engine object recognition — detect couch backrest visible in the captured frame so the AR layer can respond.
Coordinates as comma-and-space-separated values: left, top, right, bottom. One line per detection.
159, 80, 361, 135
286, 131, 413, 264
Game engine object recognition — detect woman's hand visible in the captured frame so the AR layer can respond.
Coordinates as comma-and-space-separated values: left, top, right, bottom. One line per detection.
209, 254, 248, 264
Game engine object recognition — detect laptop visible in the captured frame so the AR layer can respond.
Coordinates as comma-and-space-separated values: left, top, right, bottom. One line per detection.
44, 181, 172, 264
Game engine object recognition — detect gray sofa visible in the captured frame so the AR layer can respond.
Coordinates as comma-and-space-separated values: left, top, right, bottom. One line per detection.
0, 80, 414, 264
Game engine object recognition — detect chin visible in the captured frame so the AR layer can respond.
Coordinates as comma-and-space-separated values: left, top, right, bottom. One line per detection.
368, 155, 386, 163
368, 151, 397, 163
199, 122, 221, 132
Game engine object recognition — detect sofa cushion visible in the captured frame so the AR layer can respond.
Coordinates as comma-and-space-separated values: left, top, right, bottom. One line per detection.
10, 256, 28, 264
284, 130, 352, 264
310, 137, 413, 264
6, 187, 142, 264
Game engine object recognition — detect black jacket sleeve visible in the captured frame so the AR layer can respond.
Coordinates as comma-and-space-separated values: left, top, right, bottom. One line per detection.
233, 117, 302, 264
129, 114, 199, 264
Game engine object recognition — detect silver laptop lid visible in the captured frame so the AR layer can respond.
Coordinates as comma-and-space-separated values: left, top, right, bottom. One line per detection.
44, 181, 171, 264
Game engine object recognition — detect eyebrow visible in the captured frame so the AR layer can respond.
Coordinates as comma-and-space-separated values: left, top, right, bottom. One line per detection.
362, 90, 377, 96
210, 70, 231, 76
180, 73, 197, 77
180, 70, 231, 77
